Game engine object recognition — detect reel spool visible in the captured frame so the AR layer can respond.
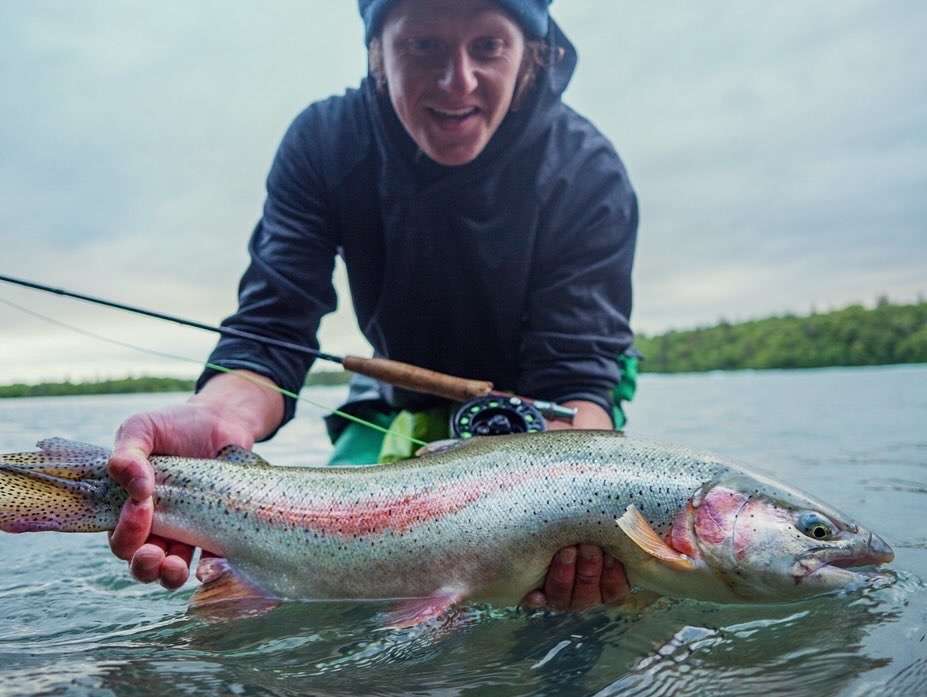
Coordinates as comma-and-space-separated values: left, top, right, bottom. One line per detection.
450, 395, 546, 438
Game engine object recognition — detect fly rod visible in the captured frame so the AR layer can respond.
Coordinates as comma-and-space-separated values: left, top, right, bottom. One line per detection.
0, 273, 575, 421
0, 273, 493, 401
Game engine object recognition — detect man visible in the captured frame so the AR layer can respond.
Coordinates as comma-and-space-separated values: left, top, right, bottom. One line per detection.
108, 0, 638, 611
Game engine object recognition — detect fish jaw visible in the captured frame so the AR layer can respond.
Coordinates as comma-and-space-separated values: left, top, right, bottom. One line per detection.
789, 530, 895, 592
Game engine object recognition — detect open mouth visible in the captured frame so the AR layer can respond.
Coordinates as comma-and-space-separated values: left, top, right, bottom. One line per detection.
801, 562, 896, 593
426, 106, 480, 128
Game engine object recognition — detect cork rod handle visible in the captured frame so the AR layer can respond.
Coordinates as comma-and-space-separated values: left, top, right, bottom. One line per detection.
342, 355, 494, 402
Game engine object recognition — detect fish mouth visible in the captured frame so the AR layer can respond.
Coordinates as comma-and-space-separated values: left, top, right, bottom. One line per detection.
822, 531, 894, 567
794, 532, 895, 586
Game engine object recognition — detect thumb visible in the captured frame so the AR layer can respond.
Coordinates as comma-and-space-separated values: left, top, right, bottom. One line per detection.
109, 416, 157, 500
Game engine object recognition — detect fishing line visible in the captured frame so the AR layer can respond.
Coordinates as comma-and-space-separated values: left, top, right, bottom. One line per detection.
0, 273, 342, 364
0, 273, 500, 406
0, 297, 427, 448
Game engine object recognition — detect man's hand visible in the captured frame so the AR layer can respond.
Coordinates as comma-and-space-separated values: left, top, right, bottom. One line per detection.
521, 544, 630, 610
524, 400, 629, 610
107, 370, 283, 589
107, 402, 256, 588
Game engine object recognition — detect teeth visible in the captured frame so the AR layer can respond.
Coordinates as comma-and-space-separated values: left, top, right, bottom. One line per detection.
431, 107, 477, 117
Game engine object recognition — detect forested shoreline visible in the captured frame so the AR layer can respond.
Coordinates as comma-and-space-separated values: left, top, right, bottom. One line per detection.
0, 370, 352, 399
635, 299, 926, 373
2, 300, 924, 397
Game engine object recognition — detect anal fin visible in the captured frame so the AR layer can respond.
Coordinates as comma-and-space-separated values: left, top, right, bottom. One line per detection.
190, 557, 279, 620
616, 505, 696, 572
383, 586, 466, 629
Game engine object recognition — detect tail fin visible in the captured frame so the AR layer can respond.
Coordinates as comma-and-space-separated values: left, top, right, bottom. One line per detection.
0, 438, 124, 533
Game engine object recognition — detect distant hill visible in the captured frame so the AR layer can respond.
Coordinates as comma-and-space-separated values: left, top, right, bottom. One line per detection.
635, 299, 927, 373
0, 370, 351, 399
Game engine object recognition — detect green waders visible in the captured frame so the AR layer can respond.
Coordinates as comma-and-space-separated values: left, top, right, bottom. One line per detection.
611, 352, 639, 430
326, 354, 640, 466
327, 406, 452, 466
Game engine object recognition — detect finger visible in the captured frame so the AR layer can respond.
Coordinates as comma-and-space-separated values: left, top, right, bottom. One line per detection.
107, 453, 154, 501
130, 542, 167, 583
521, 590, 547, 609
544, 546, 577, 611
601, 555, 631, 604
109, 418, 156, 500
159, 550, 192, 590
109, 498, 154, 560
570, 544, 604, 610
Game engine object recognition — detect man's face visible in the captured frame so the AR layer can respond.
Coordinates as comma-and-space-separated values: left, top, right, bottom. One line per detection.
380, 0, 526, 166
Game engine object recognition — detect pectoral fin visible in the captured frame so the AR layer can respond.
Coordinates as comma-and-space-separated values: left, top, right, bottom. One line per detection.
616, 505, 696, 572
190, 557, 279, 619
383, 586, 466, 629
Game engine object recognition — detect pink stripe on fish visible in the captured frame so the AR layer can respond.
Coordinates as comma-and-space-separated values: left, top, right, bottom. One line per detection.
252, 463, 597, 538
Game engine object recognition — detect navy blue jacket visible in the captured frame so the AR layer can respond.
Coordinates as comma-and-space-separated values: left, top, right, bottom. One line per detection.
197, 21, 638, 435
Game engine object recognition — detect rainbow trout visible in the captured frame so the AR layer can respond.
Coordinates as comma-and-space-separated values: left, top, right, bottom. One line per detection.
0, 432, 893, 623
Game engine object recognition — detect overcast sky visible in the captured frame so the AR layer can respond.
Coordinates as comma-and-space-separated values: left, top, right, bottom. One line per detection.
1, 1, 924, 383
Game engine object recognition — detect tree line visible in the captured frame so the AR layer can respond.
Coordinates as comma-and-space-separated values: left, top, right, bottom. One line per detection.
0, 371, 352, 399
635, 299, 927, 373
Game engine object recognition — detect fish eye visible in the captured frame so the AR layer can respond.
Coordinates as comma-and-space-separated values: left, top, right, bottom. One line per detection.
797, 512, 835, 540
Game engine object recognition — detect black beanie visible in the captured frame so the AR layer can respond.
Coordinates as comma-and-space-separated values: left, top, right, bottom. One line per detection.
357, 0, 553, 44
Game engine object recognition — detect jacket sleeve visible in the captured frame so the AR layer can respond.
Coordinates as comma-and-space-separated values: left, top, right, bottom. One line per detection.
196, 109, 338, 437
517, 143, 638, 418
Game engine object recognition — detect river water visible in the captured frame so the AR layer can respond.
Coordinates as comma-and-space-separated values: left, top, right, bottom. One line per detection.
0, 365, 925, 696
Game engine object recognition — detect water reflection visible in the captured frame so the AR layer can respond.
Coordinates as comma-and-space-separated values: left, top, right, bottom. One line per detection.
594, 597, 896, 697
23, 582, 901, 697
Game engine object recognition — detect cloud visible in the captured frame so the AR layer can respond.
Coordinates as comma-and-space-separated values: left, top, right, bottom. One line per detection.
1, 0, 924, 382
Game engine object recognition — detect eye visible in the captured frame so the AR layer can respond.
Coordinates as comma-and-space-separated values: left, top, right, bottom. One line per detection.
797, 512, 835, 540
405, 37, 443, 57
471, 37, 506, 58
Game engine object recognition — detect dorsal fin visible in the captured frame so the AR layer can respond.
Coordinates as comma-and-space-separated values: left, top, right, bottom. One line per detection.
37, 437, 110, 457
215, 445, 271, 467
616, 504, 696, 572
2, 438, 112, 481
414, 439, 463, 458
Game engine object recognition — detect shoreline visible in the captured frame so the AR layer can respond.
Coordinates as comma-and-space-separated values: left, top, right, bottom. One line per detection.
2, 362, 925, 399
0, 371, 352, 399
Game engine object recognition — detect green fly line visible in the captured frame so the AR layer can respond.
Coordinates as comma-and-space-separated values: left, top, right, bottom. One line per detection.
0, 297, 427, 448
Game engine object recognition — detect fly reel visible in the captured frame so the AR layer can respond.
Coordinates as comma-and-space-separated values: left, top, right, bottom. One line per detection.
450, 395, 546, 438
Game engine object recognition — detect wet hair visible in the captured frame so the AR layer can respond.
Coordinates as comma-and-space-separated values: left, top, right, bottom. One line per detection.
367, 37, 563, 110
